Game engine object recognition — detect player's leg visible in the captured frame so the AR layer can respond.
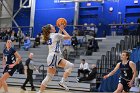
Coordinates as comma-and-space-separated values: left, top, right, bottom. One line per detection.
58, 59, 74, 90
114, 83, 123, 93
37, 67, 56, 93
1, 73, 11, 92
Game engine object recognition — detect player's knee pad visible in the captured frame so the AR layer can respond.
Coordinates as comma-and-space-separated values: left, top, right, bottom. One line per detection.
41, 73, 54, 87
64, 61, 74, 73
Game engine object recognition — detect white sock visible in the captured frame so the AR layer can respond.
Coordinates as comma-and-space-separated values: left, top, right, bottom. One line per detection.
61, 77, 66, 83
37, 90, 42, 93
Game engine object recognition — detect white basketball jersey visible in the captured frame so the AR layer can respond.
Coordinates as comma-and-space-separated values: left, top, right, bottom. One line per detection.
48, 33, 63, 54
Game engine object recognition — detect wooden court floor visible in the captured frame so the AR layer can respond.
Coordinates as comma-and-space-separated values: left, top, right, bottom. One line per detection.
0, 86, 92, 93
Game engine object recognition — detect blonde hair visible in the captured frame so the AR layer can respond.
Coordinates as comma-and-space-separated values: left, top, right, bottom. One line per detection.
122, 50, 130, 60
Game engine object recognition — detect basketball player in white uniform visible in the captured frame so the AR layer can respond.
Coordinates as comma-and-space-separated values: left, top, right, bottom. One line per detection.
37, 24, 74, 93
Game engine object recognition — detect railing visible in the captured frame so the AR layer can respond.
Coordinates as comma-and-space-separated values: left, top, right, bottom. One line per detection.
39, 64, 45, 80
97, 35, 140, 79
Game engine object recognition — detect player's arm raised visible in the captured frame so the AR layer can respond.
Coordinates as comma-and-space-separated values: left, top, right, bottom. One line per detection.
59, 25, 71, 40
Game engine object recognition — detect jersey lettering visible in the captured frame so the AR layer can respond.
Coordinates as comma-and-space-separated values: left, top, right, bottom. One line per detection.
55, 41, 60, 52
47, 38, 52, 45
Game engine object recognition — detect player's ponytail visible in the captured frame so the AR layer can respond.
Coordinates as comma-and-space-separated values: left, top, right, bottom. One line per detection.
42, 24, 51, 41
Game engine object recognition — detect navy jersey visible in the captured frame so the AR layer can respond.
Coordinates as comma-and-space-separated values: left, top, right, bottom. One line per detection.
3, 47, 16, 64
120, 61, 133, 80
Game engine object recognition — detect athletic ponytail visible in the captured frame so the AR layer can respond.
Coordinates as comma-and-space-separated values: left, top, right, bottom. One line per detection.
42, 24, 51, 41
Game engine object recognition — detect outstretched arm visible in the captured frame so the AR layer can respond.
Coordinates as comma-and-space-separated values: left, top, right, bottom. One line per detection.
103, 63, 120, 79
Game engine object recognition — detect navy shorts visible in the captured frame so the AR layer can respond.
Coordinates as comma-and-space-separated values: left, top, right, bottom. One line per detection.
3, 65, 17, 76
119, 78, 131, 92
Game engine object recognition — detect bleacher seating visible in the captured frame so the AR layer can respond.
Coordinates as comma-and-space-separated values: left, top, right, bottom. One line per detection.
0, 36, 133, 92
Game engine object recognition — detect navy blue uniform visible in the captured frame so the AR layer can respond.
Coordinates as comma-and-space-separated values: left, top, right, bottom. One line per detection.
119, 61, 133, 92
3, 47, 17, 76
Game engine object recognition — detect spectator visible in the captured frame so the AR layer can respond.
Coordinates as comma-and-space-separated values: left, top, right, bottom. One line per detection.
91, 37, 99, 52
10, 31, 16, 42
23, 37, 31, 51
21, 53, 38, 91
1, 29, 6, 41
73, 28, 79, 36
17, 31, 25, 44
77, 64, 97, 82
13, 30, 18, 41
78, 59, 90, 77
71, 34, 78, 50
123, 18, 129, 35
6, 28, 12, 40
86, 39, 93, 55
86, 37, 99, 55
33, 35, 40, 48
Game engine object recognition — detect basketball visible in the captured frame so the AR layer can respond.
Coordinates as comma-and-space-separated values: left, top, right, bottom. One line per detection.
56, 18, 67, 27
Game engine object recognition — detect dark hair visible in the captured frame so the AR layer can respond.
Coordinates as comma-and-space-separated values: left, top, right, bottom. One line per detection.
5, 40, 12, 48
42, 24, 51, 41
81, 59, 85, 62
122, 50, 130, 60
